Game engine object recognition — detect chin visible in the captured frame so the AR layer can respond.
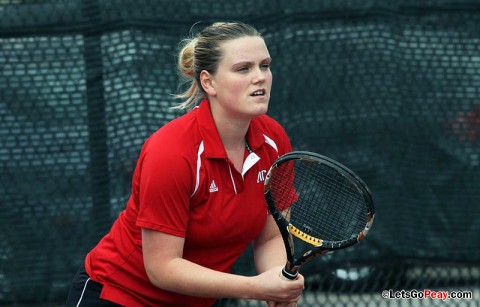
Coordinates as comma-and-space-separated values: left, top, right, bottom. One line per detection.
252, 103, 269, 117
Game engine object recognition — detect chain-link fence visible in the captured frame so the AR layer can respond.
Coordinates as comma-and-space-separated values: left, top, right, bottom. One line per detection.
1, 0, 479, 306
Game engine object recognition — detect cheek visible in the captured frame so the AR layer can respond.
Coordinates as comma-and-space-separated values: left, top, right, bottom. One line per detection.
225, 77, 249, 96
266, 73, 273, 89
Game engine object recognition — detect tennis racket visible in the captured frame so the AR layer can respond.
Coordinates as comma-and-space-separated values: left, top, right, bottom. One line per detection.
264, 151, 375, 280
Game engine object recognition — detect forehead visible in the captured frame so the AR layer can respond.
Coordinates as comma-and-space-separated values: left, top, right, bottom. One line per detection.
219, 36, 270, 64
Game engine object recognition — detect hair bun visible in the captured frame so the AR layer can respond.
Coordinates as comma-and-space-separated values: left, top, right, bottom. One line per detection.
178, 38, 197, 79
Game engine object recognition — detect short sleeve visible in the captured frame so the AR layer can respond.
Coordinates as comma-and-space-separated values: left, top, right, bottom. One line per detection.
135, 134, 193, 237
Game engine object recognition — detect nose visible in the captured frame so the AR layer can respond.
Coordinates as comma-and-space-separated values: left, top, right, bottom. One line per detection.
252, 67, 266, 84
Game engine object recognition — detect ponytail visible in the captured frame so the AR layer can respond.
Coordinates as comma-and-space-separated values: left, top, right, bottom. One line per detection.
173, 38, 203, 110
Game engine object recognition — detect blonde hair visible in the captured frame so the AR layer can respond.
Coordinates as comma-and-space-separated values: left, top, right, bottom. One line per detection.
173, 22, 262, 110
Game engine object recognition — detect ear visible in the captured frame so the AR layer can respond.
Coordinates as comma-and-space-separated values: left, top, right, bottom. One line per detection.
200, 70, 217, 97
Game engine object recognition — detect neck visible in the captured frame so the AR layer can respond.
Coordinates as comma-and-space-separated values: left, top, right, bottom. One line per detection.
221, 129, 247, 152
209, 103, 250, 152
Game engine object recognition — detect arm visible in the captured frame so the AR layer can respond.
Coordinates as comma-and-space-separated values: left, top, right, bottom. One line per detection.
142, 228, 303, 302
253, 214, 289, 273
253, 215, 305, 306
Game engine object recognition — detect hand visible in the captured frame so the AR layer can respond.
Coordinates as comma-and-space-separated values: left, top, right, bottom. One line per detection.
254, 266, 304, 303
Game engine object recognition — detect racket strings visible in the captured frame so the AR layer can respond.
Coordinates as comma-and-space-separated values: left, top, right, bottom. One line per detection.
312, 168, 367, 241
270, 160, 368, 243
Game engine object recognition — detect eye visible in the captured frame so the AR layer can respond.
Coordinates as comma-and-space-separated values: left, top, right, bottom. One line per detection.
261, 63, 270, 70
236, 65, 253, 73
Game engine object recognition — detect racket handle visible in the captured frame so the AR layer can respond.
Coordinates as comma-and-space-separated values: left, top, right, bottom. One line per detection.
281, 267, 298, 280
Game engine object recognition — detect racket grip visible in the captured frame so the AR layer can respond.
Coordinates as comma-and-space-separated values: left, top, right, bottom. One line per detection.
281, 267, 298, 280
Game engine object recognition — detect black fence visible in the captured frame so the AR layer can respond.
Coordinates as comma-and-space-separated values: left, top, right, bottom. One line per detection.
1, 0, 479, 306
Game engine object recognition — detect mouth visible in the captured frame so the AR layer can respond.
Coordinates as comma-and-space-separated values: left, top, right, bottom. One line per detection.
250, 89, 266, 97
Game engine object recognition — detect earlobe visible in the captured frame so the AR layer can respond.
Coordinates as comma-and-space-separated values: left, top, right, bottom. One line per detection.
200, 70, 216, 96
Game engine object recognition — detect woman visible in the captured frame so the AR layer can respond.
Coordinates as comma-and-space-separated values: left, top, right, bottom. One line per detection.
67, 21, 304, 306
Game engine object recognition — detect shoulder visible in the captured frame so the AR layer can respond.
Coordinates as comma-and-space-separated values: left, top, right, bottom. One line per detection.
145, 109, 199, 153
139, 110, 202, 174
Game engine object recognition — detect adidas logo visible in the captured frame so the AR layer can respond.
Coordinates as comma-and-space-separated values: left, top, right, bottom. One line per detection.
209, 180, 219, 193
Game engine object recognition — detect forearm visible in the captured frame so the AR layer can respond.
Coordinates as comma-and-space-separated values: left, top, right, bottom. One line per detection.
143, 229, 263, 300
254, 234, 287, 274
147, 256, 260, 300
142, 226, 302, 303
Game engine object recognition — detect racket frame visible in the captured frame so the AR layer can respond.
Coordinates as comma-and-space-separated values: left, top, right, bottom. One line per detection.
264, 151, 375, 280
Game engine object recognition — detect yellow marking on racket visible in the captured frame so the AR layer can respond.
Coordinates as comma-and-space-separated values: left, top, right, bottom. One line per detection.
288, 225, 323, 246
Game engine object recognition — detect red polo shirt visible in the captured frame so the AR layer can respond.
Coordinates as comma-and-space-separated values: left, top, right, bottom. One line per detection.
85, 99, 292, 306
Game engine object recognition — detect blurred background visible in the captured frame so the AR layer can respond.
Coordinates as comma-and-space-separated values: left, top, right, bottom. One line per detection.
0, 0, 479, 306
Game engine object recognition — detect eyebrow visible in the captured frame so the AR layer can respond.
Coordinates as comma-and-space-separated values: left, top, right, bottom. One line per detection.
232, 57, 272, 68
